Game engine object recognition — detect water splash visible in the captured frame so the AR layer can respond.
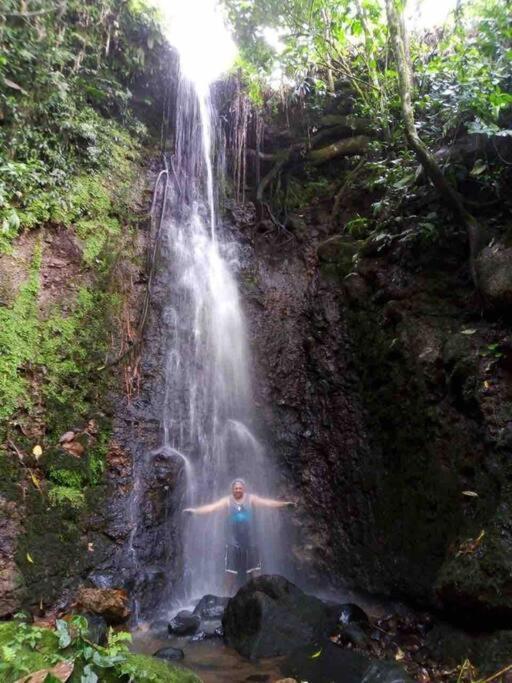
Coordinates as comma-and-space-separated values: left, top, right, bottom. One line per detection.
127, 0, 287, 611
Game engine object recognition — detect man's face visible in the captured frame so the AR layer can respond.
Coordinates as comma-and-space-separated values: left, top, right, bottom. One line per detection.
232, 482, 245, 500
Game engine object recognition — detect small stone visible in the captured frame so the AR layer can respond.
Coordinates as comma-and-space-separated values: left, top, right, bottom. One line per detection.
338, 603, 369, 626
168, 610, 200, 636
153, 646, 184, 661
190, 630, 207, 642
59, 431, 75, 444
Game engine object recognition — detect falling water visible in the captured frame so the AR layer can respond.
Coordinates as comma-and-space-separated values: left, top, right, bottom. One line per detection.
126, 4, 287, 604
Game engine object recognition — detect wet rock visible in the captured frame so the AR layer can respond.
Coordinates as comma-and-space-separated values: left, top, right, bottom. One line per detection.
153, 646, 185, 661
190, 630, 207, 642
168, 610, 200, 636
193, 594, 229, 620
476, 242, 512, 311
223, 575, 337, 658
201, 619, 222, 637
338, 603, 369, 626
75, 587, 130, 624
426, 622, 512, 675
282, 641, 412, 683
82, 613, 108, 645
338, 622, 371, 649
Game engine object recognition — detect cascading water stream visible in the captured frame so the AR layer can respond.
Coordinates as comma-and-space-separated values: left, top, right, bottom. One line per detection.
125, 0, 288, 613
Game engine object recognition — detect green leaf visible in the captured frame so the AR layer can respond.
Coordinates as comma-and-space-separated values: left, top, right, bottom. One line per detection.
470, 159, 487, 176
81, 664, 99, 683
56, 619, 72, 649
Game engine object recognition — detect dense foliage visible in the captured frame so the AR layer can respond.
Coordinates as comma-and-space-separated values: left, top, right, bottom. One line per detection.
222, 0, 511, 248
0, 0, 173, 595
224, 0, 511, 135
0, 0, 172, 246
0, 616, 198, 682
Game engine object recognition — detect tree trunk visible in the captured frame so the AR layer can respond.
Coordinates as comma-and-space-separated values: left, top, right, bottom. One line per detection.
385, 0, 481, 290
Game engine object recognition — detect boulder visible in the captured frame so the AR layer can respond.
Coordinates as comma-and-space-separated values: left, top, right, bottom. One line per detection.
153, 646, 185, 661
222, 575, 338, 658
75, 587, 130, 624
193, 594, 229, 620
338, 622, 370, 649
282, 641, 412, 683
168, 609, 200, 636
476, 242, 512, 311
338, 603, 369, 626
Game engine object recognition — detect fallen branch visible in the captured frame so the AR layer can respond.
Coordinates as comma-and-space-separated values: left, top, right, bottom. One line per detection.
308, 136, 370, 165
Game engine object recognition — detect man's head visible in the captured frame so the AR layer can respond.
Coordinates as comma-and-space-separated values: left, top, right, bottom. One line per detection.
231, 478, 246, 500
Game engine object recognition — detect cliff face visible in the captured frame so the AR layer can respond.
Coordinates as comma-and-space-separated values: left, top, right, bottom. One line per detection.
238, 201, 512, 621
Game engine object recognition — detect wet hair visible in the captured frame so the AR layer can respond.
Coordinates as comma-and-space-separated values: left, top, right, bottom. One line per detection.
231, 478, 246, 489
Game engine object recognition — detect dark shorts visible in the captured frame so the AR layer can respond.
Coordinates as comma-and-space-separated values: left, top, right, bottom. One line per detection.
225, 544, 261, 575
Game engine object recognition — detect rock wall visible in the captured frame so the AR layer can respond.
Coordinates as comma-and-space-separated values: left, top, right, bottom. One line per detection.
239, 209, 512, 622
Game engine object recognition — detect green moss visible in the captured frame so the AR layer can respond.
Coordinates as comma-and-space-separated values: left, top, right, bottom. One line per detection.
0, 243, 41, 421
122, 653, 201, 682
0, 622, 58, 681
0, 622, 200, 683
48, 485, 85, 509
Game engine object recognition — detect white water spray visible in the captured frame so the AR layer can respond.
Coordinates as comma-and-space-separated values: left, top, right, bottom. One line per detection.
145, 1, 287, 601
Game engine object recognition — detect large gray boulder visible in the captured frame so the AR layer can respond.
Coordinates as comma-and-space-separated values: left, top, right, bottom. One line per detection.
476, 242, 512, 311
222, 575, 337, 658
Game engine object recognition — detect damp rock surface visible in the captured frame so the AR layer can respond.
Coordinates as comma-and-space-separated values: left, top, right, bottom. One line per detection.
169, 610, 201, 636
223, 575, 337, 658
154, 645, 185, 661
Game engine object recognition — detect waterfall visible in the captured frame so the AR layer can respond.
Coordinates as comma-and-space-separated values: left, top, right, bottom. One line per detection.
123, 0, 287, 606
157, 77, 284, 601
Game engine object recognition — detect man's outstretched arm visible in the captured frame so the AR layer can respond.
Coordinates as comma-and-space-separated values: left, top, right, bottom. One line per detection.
251, 495, 296, 509
183, 497, 228, 515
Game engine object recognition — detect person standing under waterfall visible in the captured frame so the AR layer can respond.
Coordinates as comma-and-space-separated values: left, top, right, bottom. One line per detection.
184, 479, 295, 593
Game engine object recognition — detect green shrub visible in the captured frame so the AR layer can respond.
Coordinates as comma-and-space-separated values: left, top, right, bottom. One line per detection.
0, 617, 200, 682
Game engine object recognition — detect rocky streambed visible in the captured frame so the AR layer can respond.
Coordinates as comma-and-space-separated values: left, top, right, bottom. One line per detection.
129, 575, 506, 682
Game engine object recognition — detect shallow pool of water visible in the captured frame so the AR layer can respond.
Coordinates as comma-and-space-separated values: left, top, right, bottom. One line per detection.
131, 629, 284, 682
